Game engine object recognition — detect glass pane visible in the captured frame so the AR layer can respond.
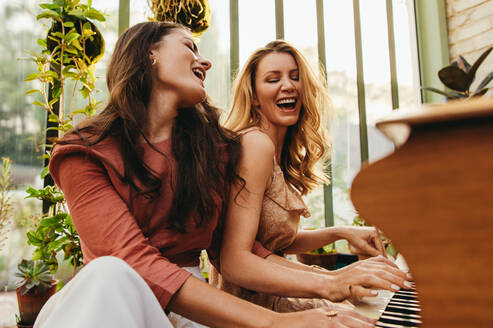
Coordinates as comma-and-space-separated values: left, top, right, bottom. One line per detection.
323, 0, 361, 227
284, 0, 318, 66
394, 0, 420, 108
0, 0, 46, 298
284, 0, 323, 228
359, 0, 394, 162
130, 0, 150, 26
198, 0, 231, 110
238, 0, 276, 67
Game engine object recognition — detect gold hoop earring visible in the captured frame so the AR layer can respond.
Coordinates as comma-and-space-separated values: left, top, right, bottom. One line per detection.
152, 58, 157, 66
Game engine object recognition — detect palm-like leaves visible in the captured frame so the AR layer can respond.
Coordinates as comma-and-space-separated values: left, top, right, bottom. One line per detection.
424, 46, 493, 99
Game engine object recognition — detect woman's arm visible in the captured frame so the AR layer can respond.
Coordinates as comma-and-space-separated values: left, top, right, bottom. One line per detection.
53, 153, 375, 328
283, 226, 386, 257
220, 131, 412, 302
220, 131, 332, 297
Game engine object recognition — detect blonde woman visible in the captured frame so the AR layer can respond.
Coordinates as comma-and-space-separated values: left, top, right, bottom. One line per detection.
210, 40, 412, 313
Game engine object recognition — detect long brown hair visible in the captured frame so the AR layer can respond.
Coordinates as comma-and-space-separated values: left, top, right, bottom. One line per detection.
60, 21, 242, 232
224, 40, 333, 196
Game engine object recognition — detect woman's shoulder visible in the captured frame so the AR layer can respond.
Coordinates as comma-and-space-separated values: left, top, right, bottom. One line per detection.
50, 132, 124, 179
239, 128, 275, 157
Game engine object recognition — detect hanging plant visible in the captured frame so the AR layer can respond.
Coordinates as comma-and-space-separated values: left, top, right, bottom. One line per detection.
148, 0, 211, 36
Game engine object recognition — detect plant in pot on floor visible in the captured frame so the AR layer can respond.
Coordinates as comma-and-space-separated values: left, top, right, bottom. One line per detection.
13, 1, 106, 326
296, 243, 358, 271
15, 259, 56, 328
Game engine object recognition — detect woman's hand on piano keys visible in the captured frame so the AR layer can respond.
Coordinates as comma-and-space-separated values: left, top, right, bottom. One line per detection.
337, 226, 387, 258
272, 305, 378, 328
321, 256, 413, 303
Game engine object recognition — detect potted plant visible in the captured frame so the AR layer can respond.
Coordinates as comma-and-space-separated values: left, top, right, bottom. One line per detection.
15, 259, 56, 328
147, 0, 211, 36
19, 0, 106, 280
424, 46, 493, 100
296, 243, 358, 271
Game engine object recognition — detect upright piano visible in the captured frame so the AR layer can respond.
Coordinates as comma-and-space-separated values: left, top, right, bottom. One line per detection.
350, 98, 493, 328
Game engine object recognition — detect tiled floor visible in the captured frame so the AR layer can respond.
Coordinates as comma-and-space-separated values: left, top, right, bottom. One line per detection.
0, 291, 18, 328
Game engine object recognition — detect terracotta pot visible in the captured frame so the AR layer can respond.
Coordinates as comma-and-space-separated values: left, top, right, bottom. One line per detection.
16, 282, 56, 325
296, 253, 339, 270
297, 253, 359, 270
17, 323, 33, 328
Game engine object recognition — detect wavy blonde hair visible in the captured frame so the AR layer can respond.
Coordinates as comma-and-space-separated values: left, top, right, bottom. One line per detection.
224, 40, 333, 196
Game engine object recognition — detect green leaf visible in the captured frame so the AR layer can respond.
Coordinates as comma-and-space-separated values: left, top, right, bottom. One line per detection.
438, 66, 471, 92
63, 21, 75, 27
37, 38, 47, 47
40, 3, 59, 10
467, 47, 493, 84
41, 166, 50, 179
36, 9, 60, 20
65, 32, 81, 44
32, 101, 46, 107
475, 71, 493, 92
45, 70, 59, 79
48, 114, 59, 122
25, 73, 40, 81
422, 87, 465, 99
25, 89, 41, 96
40, 216, 60, 227
52, 32, 65, 39
84, 8, 106, 21
52, 86, 62, 99
71, 38, 83, 51
26, 231, 43, 244
67, 9, 84, 18
471, 88, 489, 98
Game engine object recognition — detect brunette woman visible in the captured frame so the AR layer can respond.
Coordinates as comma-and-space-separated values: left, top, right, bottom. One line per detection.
210, 40, 412, 312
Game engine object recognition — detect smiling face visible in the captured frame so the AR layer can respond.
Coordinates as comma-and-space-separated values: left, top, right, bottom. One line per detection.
150, 28, 211, 108
253, 52, 302, 129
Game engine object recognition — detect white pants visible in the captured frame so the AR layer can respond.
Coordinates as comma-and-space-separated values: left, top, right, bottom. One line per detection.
34, 256, 206, 328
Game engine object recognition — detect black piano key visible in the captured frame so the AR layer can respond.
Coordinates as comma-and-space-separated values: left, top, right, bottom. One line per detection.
375, 287, 422, 327
392, 293, 419, 302
380, 314, 422, 325
378, 315, 419, 327
376, 322, 418, 328
384, 310, 421, 320
385, 305, 420, 315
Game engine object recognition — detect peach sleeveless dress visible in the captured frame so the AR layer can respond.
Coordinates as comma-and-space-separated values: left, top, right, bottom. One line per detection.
209, 128, 333, 312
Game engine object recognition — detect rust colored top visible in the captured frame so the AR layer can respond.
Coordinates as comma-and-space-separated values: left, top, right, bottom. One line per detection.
49, 134, 271, 309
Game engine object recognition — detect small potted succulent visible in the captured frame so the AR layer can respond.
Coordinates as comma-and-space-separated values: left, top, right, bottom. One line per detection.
15, 259, 57, 328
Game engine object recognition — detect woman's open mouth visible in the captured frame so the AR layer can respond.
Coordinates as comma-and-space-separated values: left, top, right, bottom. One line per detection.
192, 68, 205, 81
276, 97, 297, 110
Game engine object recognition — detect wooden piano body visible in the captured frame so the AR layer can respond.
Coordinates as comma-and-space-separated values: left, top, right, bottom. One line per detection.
350, 98, 493, 328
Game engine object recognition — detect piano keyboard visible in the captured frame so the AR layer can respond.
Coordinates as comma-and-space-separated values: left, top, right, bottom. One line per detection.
375, 287, 421, 328
355, 285, 421, 328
